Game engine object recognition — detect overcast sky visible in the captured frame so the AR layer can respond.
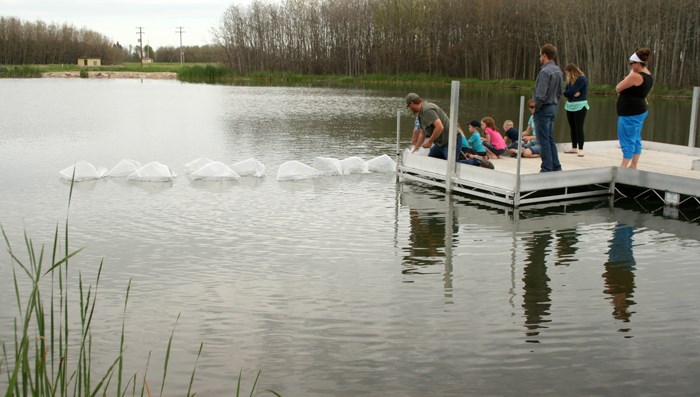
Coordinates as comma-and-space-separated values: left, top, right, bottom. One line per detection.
1, 0, 260, 49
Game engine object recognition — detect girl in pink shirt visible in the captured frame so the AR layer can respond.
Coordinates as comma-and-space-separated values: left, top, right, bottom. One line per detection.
481, 116, 507, 159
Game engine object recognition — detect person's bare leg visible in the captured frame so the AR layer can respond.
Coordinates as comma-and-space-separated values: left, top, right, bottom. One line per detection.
628, 154, 640, 169
620, 158, 631, 168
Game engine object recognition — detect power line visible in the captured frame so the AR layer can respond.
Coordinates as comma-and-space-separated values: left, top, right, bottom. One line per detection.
136, 27, 144, 67
176, 26, 185, 65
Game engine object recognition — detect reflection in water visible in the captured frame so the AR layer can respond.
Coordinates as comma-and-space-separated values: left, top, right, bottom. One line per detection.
189, 179, 239, 193
521, 231, 553, 343
519, 222, 584, 342
402, 202, 458, 269
554, 229, 579, 266
400, 190, 457, 301
603, 223, 637, 334
129, 180, 174, 194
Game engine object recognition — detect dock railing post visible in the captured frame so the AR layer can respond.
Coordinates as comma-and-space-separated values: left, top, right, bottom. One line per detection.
396, 110, 402, 182
689, 86, 699, 148
514, 96, 525, 207
445, 80, 460, 193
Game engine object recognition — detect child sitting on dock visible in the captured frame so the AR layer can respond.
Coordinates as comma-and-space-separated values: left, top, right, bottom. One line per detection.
481, 117, 507, 159
462, 119, 488, 157
456, 121, 493, 168
503, 120, 520, 150
507, 99, 541, 158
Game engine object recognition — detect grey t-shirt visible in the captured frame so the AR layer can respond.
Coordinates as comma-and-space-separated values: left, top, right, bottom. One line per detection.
419, 102, 450, 146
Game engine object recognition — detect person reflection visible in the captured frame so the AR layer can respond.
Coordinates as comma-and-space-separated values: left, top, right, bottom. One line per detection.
554, 228, 579, 266
603, 223, 637, 330
402, 208, 458, 272
522, 230, 553, 342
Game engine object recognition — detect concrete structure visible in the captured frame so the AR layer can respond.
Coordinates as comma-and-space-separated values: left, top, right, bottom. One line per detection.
77, 57, 101, 67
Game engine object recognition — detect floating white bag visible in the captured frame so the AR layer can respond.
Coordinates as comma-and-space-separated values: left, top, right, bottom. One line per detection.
185, 157, 214, 173
231, 158, 266, 177
313, 157, 343, 176
405, 146, 430, 156
128, 161, 177, 182
105, 159, 142, 177
276, 160, 322, 181
189, 161, 241, 181
339, 156, 367, 175
58, 160, 107, 182
364, 154, 397, 173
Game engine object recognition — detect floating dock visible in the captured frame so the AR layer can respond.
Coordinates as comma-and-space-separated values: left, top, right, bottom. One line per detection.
398, 140, 700, 207
397, 83, 700, 208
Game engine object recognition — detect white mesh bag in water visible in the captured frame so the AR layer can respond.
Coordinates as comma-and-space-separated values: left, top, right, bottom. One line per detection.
339, 156, 367, 175
276, 160, 322, 181
313, 157, 343, 176
184, 157, 214, 173
58, 160, 107, 182
364, 154, 397, 173
189, 161, 241, 181
105, 159, 142, 177
405, 146, 430, 156
231, 158, 266, 177
128, 161, 177, 182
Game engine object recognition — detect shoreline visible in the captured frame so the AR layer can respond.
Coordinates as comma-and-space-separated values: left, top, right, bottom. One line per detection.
42, 71, 177, 79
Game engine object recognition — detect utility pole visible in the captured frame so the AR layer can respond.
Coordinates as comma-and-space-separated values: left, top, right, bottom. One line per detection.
136, 27, 144, 67
176, 26, 185, 66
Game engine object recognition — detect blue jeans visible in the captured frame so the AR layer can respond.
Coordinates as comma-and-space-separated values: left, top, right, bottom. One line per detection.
533, 104, 562, 172
428, 137, 462, 161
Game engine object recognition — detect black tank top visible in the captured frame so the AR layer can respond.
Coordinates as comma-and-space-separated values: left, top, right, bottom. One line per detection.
617, 73, 653, 116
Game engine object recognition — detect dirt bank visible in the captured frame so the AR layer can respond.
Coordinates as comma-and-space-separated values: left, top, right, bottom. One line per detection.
42, 71, 177, 79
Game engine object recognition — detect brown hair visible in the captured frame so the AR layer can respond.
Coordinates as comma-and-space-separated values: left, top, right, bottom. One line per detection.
636, 47, 652, 65
564, 63, 584, 85
541, 44, 557, 60
481, 116, 498, 132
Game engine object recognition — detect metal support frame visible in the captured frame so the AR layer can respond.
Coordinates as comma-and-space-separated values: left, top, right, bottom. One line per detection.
445, 81, 460, 193
514, 96, 525, 207
690, 86, 699, 148
395, 110, 402, 183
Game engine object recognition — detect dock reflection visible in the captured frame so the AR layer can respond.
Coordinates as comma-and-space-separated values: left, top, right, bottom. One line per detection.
521, 230, 553, 342
395, 185, 686, 344
398, 186, 457, 301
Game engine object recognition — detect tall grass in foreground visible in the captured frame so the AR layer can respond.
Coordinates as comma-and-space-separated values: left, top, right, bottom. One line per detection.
0, 66, 42, 78
1, 175, 280, 396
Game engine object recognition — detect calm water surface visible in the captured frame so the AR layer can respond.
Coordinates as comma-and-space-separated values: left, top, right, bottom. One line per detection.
1, 79, 700, 396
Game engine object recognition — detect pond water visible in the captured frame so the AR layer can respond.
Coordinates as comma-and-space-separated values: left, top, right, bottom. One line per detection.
1, 79, 700, 396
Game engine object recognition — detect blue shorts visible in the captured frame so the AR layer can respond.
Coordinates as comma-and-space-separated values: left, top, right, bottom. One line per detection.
527, 144, 541, 155
618, 112, 647, 159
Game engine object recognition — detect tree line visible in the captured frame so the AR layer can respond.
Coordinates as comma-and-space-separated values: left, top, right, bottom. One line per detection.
0, 17, 128, 65
154, 45, 225, 63
0, 17, 224, 65
213, 0, 700, 87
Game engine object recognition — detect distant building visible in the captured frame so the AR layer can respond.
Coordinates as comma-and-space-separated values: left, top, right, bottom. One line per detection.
77, 58, 101, 67
142, 57, 154, 64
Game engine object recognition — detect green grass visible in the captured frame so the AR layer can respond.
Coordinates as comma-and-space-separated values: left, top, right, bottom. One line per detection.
3, 63, 693, 98
0, 65, 43, 78
1, 172, 280, 396
177, 64, 232, 84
